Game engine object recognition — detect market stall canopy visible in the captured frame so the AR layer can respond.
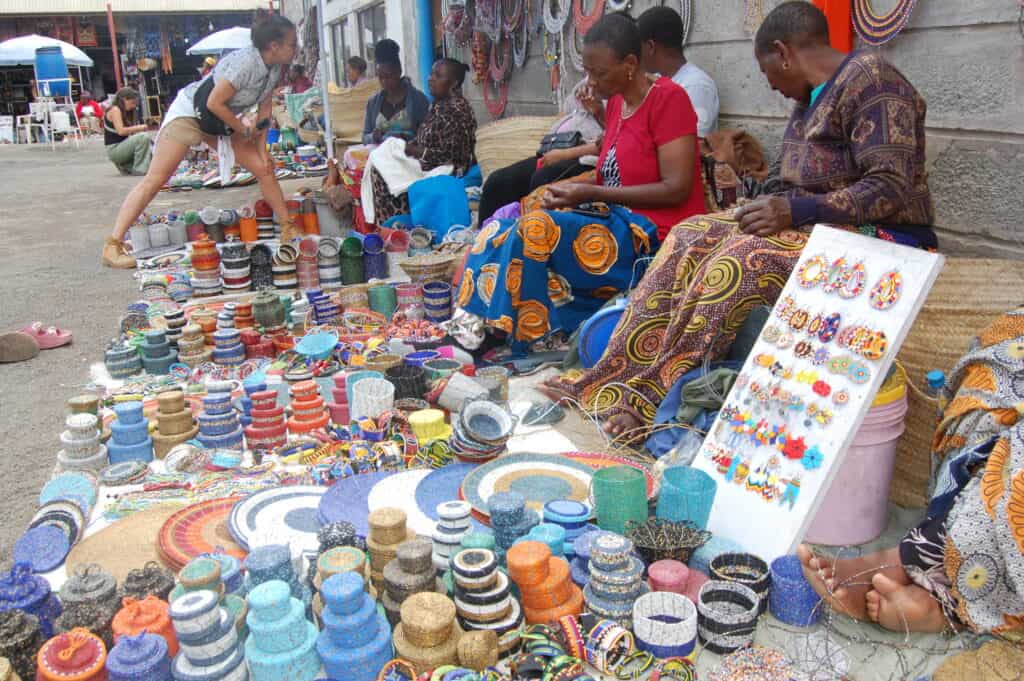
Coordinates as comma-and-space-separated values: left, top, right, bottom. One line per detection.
0, 34, 94, 67
186, 27, 252, 56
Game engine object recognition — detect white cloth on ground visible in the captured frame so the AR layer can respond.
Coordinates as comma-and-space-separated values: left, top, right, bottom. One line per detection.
359, 136, 453, 224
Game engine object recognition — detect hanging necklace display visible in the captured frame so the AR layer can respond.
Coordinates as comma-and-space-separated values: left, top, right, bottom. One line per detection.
444, 2, 473, 48
512, 10, 530, 68
489, 32, 512, 82
502, 0, 526, 33
572, 0, 606, 36
544, 0, 571, 34
543, 30, 562, 103
565, 22, 585, 72
476, 0, 502, 41
852, 0, 919, 46
680, 0, 694, 47
471, 32, 490, 84
483, 74, 511, 118
743, 0, 765, 35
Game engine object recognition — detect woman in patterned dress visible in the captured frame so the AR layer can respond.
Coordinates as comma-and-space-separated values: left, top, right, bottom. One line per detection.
799, 309, 1024, 636
455, 13, 705, 354
368, 58, 477, 224
542, 1, 936, 437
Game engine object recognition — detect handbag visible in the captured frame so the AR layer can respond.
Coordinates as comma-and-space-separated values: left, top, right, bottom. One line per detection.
193, 76, 233, 137
536, 130, 583, 157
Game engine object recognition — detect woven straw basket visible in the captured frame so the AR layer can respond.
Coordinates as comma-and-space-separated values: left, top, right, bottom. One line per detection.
890, 257, 1024, 508
475, 116, 560, 179
329, 80, 380, 144
399, 253, 460, 284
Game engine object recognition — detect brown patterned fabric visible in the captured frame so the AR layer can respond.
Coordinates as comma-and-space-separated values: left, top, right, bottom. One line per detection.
551, 213, 808, 425
781, 51, 934, 230
370, 93, 478, 224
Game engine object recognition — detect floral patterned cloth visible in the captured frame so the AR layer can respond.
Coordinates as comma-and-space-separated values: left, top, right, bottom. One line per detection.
900, 308, 1024, 636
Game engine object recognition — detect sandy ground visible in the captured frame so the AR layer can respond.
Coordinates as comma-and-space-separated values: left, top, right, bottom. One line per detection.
0, 137, 312, 564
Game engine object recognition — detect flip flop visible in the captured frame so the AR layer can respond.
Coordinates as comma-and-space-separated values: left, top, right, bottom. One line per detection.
20, 322, 73, 350
0, 332, 40, 363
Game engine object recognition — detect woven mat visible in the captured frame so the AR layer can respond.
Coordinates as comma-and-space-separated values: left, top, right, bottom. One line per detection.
66, 505, 179, 582
890, 257, 1024, 508
932, 640, 1024, 681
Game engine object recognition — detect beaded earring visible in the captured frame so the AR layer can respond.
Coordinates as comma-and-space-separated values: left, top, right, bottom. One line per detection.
796, 254, 829, 289
870, 270, 902, 310
838, 261, 867, 299
822, 257, 849, 294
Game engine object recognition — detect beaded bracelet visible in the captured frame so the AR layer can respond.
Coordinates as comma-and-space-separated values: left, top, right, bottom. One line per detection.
650, 658, 697, 681
556, 615, 585, 661
583, 620, 633, 673
613, 650, 655, 680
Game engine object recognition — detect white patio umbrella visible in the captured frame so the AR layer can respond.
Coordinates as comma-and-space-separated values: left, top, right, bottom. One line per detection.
186, 27, 252, 56
0, 34, 94, 67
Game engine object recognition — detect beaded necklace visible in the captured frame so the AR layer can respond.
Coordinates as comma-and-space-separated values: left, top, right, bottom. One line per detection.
852, 0, 919, 46
543, 0, 570, 34
572, 0, 606, 36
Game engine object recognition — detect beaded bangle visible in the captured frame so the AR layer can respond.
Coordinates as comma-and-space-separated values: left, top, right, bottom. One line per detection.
650, 657, 697, 681
614, 650, 655, 680
583, 620, 633, 673
556, 615, 585, 660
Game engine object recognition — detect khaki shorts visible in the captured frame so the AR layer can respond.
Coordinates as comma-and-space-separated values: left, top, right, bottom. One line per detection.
160, 117, 204, 147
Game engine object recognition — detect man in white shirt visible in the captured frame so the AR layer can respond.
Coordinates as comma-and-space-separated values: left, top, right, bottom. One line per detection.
637, 6, 720, 137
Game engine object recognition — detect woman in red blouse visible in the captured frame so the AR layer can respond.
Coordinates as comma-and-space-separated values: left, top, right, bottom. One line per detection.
456, 13, 704, 353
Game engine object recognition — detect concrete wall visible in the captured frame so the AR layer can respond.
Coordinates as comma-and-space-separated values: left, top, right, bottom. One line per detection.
318, 0, 1024, 256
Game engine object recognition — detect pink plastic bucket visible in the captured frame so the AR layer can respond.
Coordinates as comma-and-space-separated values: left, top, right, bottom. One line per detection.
804, 393, 908, 545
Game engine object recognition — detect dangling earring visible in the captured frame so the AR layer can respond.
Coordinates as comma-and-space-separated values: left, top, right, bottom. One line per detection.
628, 70, 634, 81
782, 62, 791, 70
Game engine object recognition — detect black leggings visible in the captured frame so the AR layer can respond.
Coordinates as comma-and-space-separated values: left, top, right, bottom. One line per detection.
478, 156, 588, 223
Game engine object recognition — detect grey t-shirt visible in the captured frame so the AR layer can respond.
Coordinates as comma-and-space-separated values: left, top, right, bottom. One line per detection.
213, 46, 282, 112
162, 46, 282, 129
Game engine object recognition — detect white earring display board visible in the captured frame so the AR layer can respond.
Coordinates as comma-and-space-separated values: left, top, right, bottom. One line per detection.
692, 226, 944, 561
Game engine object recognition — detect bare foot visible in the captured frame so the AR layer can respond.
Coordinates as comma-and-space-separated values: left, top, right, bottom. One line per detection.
866, 574, 948, 633
796, 545, 910, 622
603, 412, 642, 436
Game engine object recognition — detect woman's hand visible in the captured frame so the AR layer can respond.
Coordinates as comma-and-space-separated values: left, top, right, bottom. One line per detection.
405, 142, 424, 159
735, 196, 795, 236
579, 84, 604, 121
371, 129, 384, 144
541, 148, 569, 166
542, 182, 592, 210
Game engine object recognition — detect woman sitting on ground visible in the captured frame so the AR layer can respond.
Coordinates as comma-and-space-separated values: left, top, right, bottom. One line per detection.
102, 11, 299, 269
455, 13, 704, 353
104, 87, 153, 176
368, 58, 477, 224
541, 1, 935, 436
476, 77, 604, 224
799, 309, 1024, 636
362, 39, 430, 145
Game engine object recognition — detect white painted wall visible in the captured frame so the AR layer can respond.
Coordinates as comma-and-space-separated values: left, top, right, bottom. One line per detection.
321, 0, 421, 88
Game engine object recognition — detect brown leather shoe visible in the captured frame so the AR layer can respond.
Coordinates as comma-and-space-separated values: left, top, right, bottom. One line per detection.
102, 237, 136, 269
